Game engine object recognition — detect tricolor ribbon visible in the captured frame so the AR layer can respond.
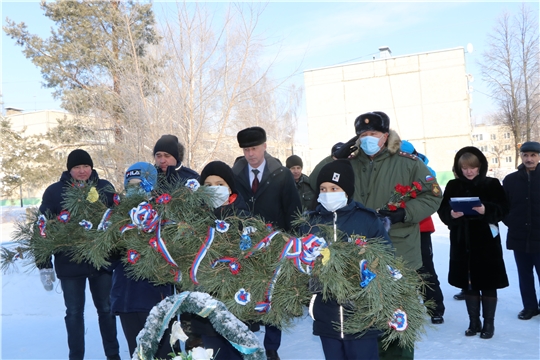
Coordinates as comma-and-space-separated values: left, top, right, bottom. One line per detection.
190, 227, 216, 285
279, 235, 327, 274
36, 215, 47, 237
97, 209, 113, 231
211, 257, 241, 275
120, 201, 159, 234
153, 223, 178, 266
244, 231, 280, 258
113, 193, 120, 206
387, 265, 403, 280
79, 220, 92, 230
255, 266, 281, 313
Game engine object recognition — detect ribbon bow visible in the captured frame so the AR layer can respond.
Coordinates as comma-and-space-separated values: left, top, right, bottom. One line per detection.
280, 235, 327, 274
360, 259, 376, 288
120, 201, 159, 234
211, 257, 241, 275
36, 215, 47, 237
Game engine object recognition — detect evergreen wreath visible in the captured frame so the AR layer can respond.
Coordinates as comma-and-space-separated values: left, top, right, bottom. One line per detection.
134, 291, 264, 360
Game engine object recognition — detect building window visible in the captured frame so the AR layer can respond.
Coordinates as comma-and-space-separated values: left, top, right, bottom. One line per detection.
492, 158, 498, 164
473, 134, 484, 141
491, 134, 497, 140
480, 145, 488, 152
506, 156, 512, 163
504, 144, 511, 151
504, 132, 511, 139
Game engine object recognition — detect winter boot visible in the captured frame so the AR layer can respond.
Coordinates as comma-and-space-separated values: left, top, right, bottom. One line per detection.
480, 296, 497, 339
464, 294, 482, 336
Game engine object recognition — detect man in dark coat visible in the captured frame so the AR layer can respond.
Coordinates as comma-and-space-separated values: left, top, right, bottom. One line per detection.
39, 149, 120, 360
503, 141, 540, 320
153, 134, 200, 184
232, 126, 301, 360
286, 154, 316, 210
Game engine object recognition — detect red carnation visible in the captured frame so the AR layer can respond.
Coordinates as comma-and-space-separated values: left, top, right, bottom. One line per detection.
388, 204, 398, 211
410, 191, 417, 199
400, 201, 406, 208
412, 181, 422, 191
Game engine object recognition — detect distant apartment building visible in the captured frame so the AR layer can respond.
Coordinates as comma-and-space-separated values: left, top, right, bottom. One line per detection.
304, 46, 474, 184
471, 123, 516, 178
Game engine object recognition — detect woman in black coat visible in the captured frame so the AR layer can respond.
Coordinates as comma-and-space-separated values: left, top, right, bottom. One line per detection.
437, 146, 509, 339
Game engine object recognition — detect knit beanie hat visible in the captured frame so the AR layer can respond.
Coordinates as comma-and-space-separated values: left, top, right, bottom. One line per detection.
237, 127, 267, 148
124, 162, 158, 189
200, 160, 237, 195
67, 149, 93, 171
316, 160, 355, 198
354, 111, 390, 135
286, 155, 303, 169
153, 135, 180, 164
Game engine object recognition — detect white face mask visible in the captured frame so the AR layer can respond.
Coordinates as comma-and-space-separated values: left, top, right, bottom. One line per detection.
318, 192, 348, 212
206, 186, 230, 208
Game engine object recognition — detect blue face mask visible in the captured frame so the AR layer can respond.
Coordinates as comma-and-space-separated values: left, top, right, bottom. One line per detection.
360, 136, 382, 156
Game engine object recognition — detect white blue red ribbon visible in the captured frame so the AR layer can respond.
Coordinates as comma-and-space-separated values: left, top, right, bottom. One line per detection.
113, 193, 120, 206
79, 220, 92, 230
120, 201, 159, 234
190, 227, 216, 285
211, 257, 241, 275
244, 231, 280, 258
255, 266, 281, 313
97, 209, 113, 231
387, 265, 403, 280
280, 235, 327, 274
36, 215, 47, 237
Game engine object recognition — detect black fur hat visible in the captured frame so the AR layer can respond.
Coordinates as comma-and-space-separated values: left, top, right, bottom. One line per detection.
354, 111, 390, 135
237, 127, 267, 148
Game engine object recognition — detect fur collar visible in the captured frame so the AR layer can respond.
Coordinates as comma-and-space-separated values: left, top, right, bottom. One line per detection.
352, 129, 401, 158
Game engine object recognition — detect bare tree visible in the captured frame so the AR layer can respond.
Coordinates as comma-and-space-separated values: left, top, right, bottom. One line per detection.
479, 4, 540, 168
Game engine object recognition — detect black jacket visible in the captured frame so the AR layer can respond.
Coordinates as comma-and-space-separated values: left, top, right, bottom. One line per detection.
39, 170, 115, 279
303, 200, 391, 340
503, 163, 540, 253
232, 153, 301, 232
437, 146, 509, 290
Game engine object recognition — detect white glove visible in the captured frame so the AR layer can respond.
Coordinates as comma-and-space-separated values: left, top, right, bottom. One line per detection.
39, 268, 56, 291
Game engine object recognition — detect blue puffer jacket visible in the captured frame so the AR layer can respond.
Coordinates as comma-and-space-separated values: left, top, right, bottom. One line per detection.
302, 200, 392, 340
38, 170, 115, 279
111, 164, 200, 314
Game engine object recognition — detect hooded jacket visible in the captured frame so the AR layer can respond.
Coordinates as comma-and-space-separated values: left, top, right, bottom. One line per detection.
310, 130, 442, 270
503, 162, 540, 253
232, 152, 301, 232
301, 200, 391, 340
437, 146, 509, 290
38, 170, 115, 279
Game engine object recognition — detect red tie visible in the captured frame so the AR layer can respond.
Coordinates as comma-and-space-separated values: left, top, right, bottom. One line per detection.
252, 169, 260, 193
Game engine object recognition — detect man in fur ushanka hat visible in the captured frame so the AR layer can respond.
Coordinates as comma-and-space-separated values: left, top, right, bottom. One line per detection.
309, 111, 443, 360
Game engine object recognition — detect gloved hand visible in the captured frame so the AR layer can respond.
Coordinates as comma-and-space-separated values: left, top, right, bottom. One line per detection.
378, 208, 406, 224
332, 136, 359, 159
39, 268, 56, 291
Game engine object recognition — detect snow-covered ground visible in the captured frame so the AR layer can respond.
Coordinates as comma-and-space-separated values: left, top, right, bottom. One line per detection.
1, 205, 539, 360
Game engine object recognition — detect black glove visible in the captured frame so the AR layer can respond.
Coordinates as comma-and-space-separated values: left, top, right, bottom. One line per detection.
332, 136, 359, 159
378, 208, 406, 224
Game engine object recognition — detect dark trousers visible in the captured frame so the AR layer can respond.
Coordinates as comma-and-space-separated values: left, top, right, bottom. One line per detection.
320, 336, 379, 360
263, 325, 281, 351
419, 231, 445, 316
119, 312, 174, 359
61, 272, 119, 360
201, 334, 243, 360
513, 250, 540, 310
377, 338, 413, 360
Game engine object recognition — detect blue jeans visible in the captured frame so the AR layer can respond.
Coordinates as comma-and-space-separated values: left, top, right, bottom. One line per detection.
61, 272, 119, 360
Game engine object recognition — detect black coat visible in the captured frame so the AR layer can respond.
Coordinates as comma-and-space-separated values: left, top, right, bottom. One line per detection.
38, 170, 115, 279
503, 163, 540, 253
437, 147, 509, 290
231, 153, 301, 232
302, 201, 391, 340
